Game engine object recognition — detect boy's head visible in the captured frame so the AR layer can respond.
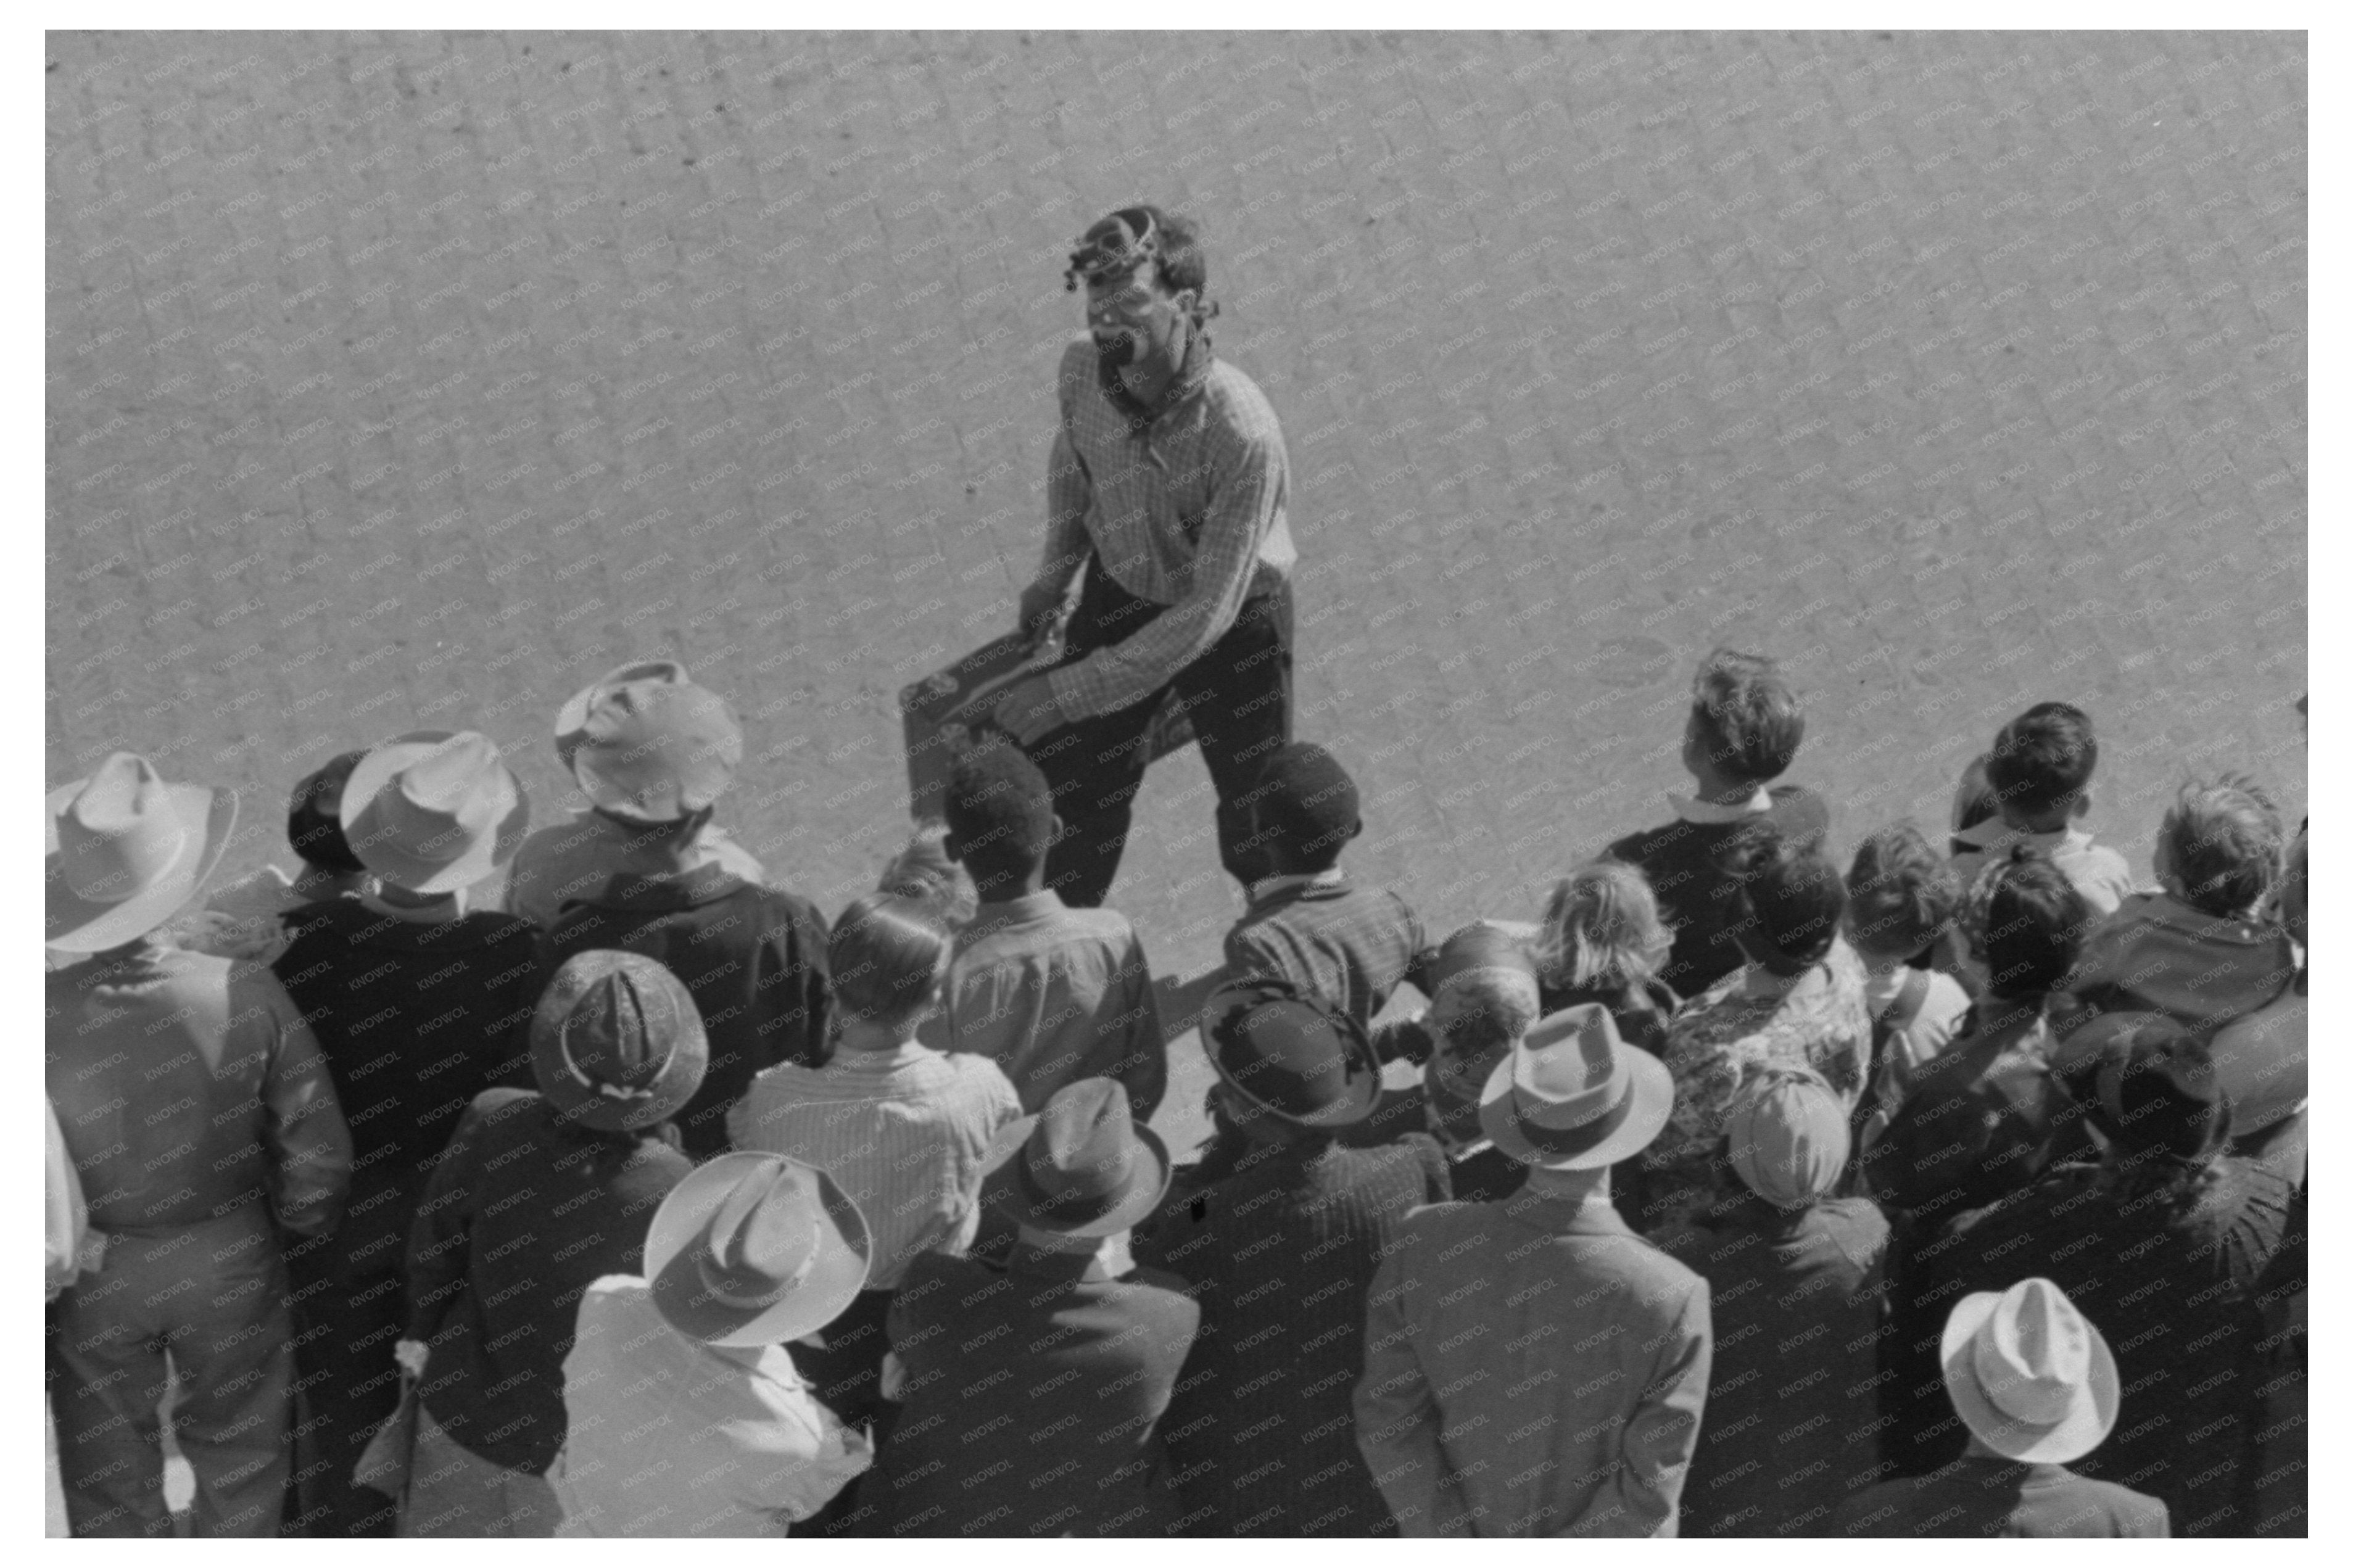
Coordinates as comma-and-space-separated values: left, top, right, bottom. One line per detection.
1532, 860, 1673, 991
286, 750, 369, 875
1247, 741, 1362, 875
942, 743, 1056, 900
1983, 702, 2098, 828
1962, 849, 2093, 999
1845, 823, 1963, 963
2156, 774, 2285, 919
1718, 819, 1846, 975
828, 891, 953, 1035
1682, 647, 1805, 790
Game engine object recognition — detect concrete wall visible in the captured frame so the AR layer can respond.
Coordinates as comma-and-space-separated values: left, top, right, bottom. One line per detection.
46, 30, 2304, 967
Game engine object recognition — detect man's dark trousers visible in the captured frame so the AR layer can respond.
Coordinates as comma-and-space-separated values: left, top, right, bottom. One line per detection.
1030, 555, 1292, 909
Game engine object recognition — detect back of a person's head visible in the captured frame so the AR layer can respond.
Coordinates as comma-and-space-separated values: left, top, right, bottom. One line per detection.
1718, 819, 1845, 972
1964, 848, 2093, 998
1251, 741, 1361, 873
878, 822, 978, 931
1984, 701, 2098, 820
287, 749, 369, 874
1951, 752, 2001, 836
2160, 774, 2285, 918
1688, 647, 1805, 785
1533, 860, 1672, 991
942, 744, 1054, 897
828, 891, 953, 1033
1845, 823, 1961, 962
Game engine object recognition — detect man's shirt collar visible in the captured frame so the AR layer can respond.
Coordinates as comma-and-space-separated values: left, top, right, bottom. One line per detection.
1669, 786, 1774, 825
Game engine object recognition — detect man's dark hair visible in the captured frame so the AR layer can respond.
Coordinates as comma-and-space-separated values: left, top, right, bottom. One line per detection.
1716, 818, 1845, 972
1972, 849, 2094, 998
1251, 741, 1360, 875
1689, 647, 1805, 785
1984, 701, 2098, 818
286, 750, 368, 874
943, 744, 1054, 893
1082, 204, 1210, 316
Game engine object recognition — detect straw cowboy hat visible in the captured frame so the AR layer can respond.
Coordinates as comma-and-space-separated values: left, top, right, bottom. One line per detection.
553, 659, 690, 774
1199, 975, 1383, 1128
531, 951, 709, 1134
1940, 1277, 2120, 1464
982, 1078, 1172, 1239
569, 672, 743, 823
339, 730, 529, 894
647, 1153, 872, 1348
1479, 1002, 1673, 1171
45, 751, 239, 952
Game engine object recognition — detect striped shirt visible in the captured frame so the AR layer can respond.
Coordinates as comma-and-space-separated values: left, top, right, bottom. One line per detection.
726, 1044, 1021, 1290
1035, 335, 1296, 720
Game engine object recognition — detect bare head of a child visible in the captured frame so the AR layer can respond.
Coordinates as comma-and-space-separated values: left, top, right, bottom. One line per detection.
1682, 647, 1805, 794
1717, 820, 1846, 978
1985, 702, 2098, 832
2155, 775, 2286, 921
1960, 848, 2095, 1001
1532, 860, 1673, 996
1844, 823, 1962, 966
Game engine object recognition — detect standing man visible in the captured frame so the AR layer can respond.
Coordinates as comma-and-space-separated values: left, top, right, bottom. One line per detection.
46, 753, 353, 1537
990, 204, 1297, 908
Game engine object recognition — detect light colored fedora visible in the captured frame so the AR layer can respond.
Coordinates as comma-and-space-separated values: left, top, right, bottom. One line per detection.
1478, 1002, 1673, 1171
46, 752, 239, 952
339, 730, 529, 894
1941, 1277, 2119, 1464
570, 677, 742, 823
647, 1153, 872, 1348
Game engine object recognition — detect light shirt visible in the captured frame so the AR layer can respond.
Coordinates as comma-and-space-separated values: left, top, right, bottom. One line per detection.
932, 890, 1165, 1116
1668, 786, 1774, 824
1035, 336, 1296, 720
1950, 820, 2142, 916
727, 1044, 1022, 1289
554, 1276, 870, 1537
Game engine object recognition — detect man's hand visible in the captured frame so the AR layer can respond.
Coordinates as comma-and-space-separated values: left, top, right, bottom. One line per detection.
991, 674, 1066, 746
394, 1339, 430, 1380
1017, 584, 1066, 643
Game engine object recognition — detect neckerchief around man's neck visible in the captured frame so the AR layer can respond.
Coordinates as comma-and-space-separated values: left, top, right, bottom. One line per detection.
1096, 324, 1215, 468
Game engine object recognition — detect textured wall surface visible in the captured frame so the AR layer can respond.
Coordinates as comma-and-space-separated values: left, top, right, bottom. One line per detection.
47, 30, 2305, 979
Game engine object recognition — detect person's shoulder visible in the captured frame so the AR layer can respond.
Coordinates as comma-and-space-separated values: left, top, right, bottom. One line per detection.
2052, 1471, 2169, 1530
1828, 1475, 1921, 1536
1764, 782, 1832, 846
1603, 820, 1673, 864
1202, 357, 1283, 434
455, 909, 541, 946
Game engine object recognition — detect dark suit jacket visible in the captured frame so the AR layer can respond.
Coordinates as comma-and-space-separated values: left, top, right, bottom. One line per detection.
545, 864, 832, 1160
870, 1248, 1201, 1537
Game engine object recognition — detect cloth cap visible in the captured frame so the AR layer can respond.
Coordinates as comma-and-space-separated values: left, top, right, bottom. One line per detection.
530, 950, 709, 1133
1724, 1068, 1851, 1208
571, 678, 743, 822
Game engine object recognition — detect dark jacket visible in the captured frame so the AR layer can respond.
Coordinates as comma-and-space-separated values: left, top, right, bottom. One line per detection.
403, 1089, 693, 1475
870, 1248, 1201, 1538
1904, 1156, 2292, 1533
1665, 1192, 1890, 1536
273, 897, 545, 1278
545, 864, 832, 1160
1832, 1456, 2169, 1537
1138, 1133, 1451, 1537
1604, 784, 1829, 999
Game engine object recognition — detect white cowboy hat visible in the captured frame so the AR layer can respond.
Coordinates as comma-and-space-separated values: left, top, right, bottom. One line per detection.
46, 752, 239, 952
1479, 1003, 1673, 1171
647, 1153, 872, 1348
1940, 1277, 2120, 1465
339, 730, 529, 894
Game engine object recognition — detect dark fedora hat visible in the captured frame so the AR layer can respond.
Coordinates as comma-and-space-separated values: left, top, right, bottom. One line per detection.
531, 950, 709, 1134
983, 1078, 1172, 1239
1199, 975, 1382, 1128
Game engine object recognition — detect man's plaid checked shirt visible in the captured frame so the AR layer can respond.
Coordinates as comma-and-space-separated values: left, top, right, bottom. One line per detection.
1035, 335, 1297, 721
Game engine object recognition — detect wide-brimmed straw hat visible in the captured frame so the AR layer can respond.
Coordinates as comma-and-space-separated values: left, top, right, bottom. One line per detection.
554, 659, 691, 772
1479, 1003, 1673, 1171
982, 1078, 1171, 1239
647, 1153, 872, 1348
341, 731, 528, 894
46, 752, 239, 952
531, 951, 709, 1134
1940, 1277, 2120, 1464
570, 675, 742, 823
1200, 975, 1383, 1128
